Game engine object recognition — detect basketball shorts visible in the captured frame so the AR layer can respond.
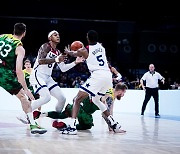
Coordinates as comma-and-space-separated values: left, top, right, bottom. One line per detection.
29, 70, 58, 94
0, 67, 22, 94
80, 70, 113, 97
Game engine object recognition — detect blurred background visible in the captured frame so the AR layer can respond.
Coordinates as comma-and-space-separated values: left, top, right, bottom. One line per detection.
1, 0, 180, 89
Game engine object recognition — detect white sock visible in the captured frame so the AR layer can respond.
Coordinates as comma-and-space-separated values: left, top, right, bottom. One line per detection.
107, 115, 116, 126
27, 112, 36, 125
41, 112, 48, 117
69, 118, 76, 128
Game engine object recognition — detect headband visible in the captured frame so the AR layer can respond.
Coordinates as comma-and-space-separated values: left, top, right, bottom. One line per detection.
48, 30, 59, 38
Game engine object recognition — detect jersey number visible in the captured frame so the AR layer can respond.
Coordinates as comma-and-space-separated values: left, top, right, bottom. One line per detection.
48, 64, 53, 68
0, 41, 12, 57
96, 55, 104, 66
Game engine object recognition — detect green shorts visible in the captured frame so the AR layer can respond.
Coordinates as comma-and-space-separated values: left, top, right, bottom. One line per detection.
0, 67, 22, 94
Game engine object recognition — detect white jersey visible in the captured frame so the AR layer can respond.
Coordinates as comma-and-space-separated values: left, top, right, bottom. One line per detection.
32, 43, 60, 76
86, 42, 110, 72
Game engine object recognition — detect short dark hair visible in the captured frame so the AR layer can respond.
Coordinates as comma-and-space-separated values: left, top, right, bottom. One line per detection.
115, 83, 128, 91
24, 59, 31, 64
87, 30, 98, 42
13, 23, 26, 36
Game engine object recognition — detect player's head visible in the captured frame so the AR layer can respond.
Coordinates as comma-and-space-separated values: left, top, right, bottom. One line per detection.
24, 59, 31, 69
87, 30, 98, 44
13, 23, 26, 38
48, 30, 60, 43
114, 83, 128, 100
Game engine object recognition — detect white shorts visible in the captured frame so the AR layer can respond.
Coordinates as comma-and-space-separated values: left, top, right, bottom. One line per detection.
80, 70, 112, 97
30, 70, 58, 94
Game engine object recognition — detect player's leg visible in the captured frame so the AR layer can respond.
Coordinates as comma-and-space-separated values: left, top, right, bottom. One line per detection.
76, 106, 94, 130
29, 72, 51, 111
31, 86, 51, 111
16, 89, 47, 134
94, 72, 126, 133
61, 91, 89, 135
49, 84, 66, 112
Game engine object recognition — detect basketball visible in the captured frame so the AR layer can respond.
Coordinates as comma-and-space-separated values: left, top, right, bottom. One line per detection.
70, 41, 83, 51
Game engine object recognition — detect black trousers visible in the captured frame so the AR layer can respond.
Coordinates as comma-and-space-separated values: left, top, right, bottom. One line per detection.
141, 87, 159, 115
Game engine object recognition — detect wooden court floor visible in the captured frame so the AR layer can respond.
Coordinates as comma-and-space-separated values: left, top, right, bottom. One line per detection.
0, 110, 180, 154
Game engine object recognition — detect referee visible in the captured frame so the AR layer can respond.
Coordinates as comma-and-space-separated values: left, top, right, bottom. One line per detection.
140, 64, 165, 118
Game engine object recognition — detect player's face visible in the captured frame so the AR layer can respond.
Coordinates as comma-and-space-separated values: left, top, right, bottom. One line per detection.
116, 89, 126, 100
51, 33, 60, 43
24, 62, 31, 69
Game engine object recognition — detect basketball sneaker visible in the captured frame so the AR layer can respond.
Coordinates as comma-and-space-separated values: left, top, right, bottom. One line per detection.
111, 122, 126, 133
107, 115, 126, 133
60, 125, 77, 135
16, 113, 29, 124
52, 120, 67, 130
30, 122, 47, 134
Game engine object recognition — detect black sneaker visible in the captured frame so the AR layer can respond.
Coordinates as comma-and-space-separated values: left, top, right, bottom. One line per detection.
60, 125, 77, 135
155, 114, 160, 118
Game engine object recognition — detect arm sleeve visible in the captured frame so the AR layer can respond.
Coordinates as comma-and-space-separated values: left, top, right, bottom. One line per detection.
57, 62, 76, 72
115, 73, 122, 80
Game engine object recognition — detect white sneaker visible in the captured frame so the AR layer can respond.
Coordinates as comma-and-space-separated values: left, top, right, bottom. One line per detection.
112, 123, 126, 133
16, 113, 29, 124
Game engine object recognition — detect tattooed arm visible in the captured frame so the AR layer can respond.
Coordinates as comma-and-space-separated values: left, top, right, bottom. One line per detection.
38, 43, 64, 65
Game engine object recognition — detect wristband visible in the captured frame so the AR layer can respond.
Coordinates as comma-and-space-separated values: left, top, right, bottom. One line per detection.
55, 56, 59, 63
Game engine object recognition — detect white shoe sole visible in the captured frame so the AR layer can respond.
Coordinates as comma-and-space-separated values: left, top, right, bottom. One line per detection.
16, 116, 29, 124
61, 130, 77, 135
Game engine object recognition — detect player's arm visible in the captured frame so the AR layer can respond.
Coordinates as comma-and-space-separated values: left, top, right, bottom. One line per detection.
38, 44, 64, 64
64, 46, 88, 59
57, 56, 85, 72
101, 94, 114, 114
111, 67, 122, 81
15, 46, 34, 100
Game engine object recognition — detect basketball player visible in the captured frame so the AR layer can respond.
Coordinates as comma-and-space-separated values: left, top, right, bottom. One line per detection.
25, 30, 84, 123
33, 83, 127, 131
63, 30, 126, 134
0, 23, 47, 134
23, 59, 41, 110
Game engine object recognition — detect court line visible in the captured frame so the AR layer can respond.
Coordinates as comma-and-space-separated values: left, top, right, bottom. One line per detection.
0, 148, 32, 154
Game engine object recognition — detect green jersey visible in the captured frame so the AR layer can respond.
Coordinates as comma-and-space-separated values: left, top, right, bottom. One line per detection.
0, 34, 22, 94
0, 34, 22, 70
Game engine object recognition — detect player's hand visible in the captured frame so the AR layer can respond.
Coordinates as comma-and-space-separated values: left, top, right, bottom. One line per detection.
64, 45, 77, 57
64, 45, 71, 54
75, 56, 85, 64
24, 88, 35, 101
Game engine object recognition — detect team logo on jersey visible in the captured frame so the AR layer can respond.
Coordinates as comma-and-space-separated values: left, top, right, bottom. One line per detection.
49, 51, 58, 58
85, 83, 90, 88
